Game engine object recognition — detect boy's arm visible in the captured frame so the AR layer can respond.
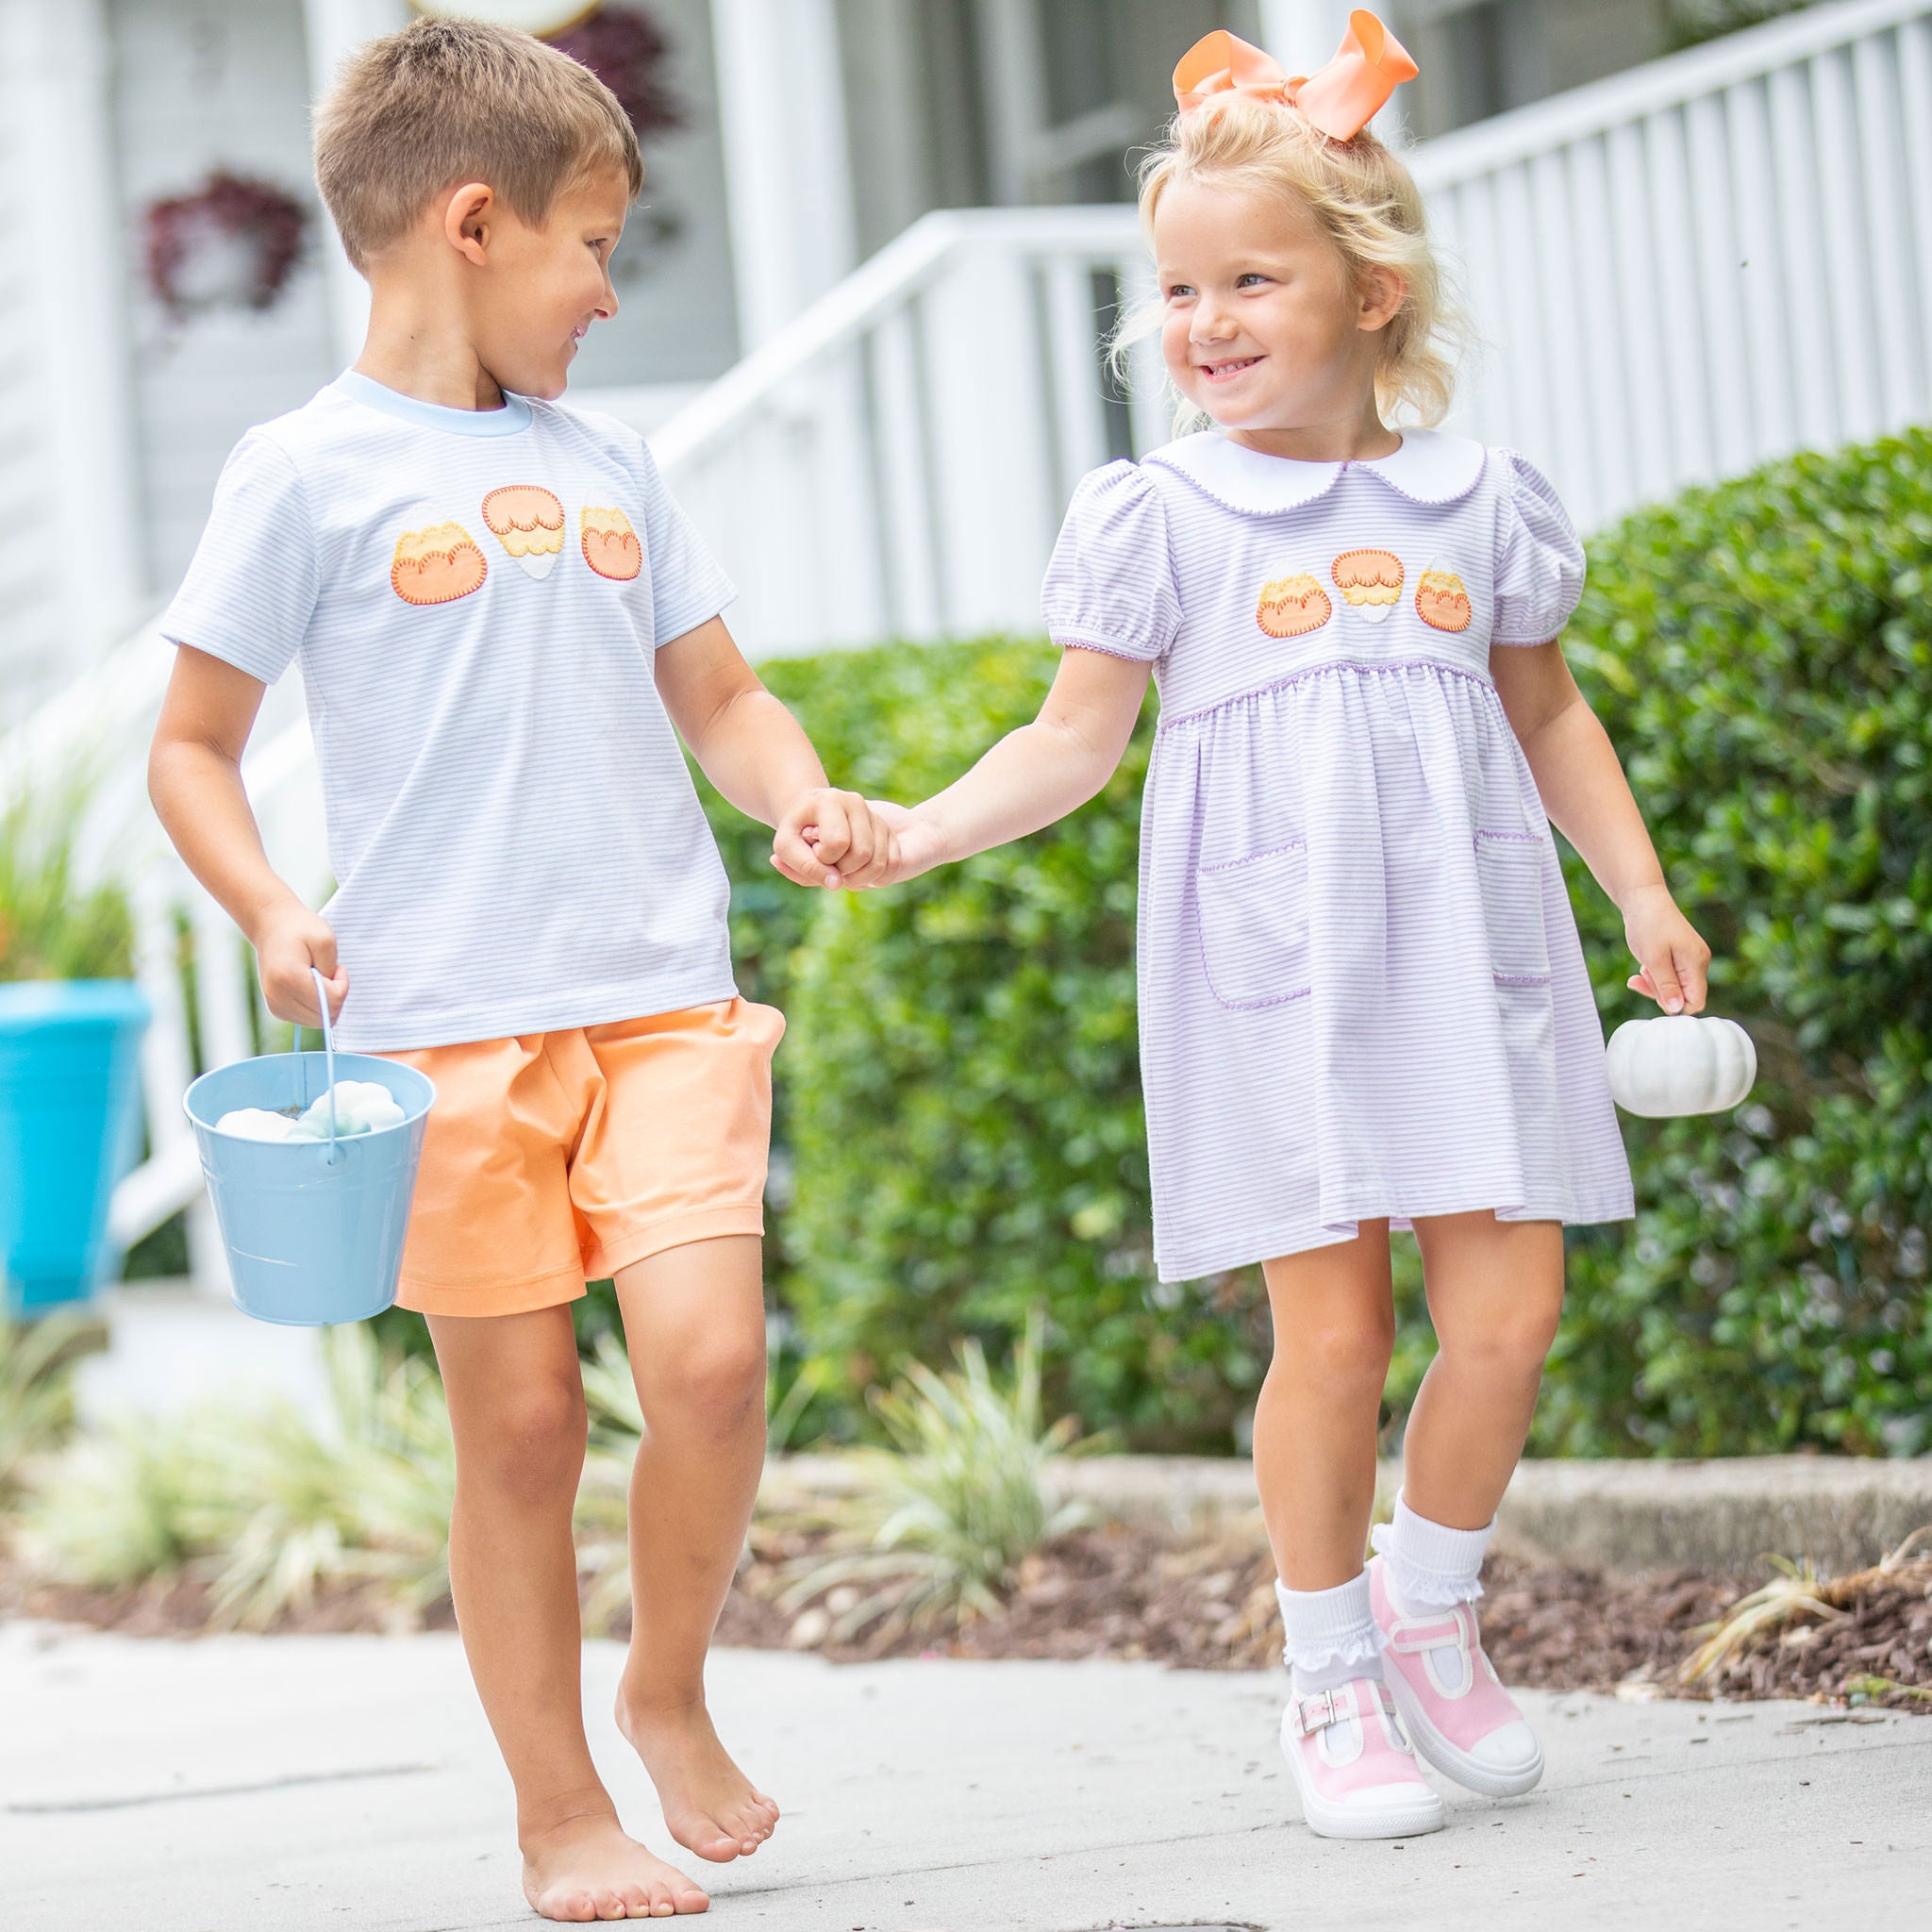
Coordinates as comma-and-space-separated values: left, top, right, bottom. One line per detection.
1491, 639, 1708, 1014
148, 645, 345, 1026
654, 615, 895, 889
879, 646, 1153, 883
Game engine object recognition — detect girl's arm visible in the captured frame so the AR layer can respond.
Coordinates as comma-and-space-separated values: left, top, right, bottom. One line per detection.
1491, 641, 1709, 1014
880, 648, 1154, 881
655, 615, 896, 889
149, 645, 345, 1027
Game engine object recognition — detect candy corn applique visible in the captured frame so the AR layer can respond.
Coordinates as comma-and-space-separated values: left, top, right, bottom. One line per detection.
1331, 548, 1404, 624
391, 522, 488, 606
480, 485, 566, 578
1256, 572, 1332, 639
581, 505, 641, 582
1414, 560, 1474, 633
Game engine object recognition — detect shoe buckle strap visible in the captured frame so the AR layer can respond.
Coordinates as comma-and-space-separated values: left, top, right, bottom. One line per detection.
1387, 1607, 1469, 1657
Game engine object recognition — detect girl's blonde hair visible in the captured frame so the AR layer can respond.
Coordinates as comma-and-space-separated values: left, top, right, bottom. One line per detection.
1113, 95, 1462, 434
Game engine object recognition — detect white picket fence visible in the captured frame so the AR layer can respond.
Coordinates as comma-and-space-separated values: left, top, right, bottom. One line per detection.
5, 0, 1927, 1288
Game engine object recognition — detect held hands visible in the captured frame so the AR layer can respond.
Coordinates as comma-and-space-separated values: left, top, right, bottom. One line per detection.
769, 794, 950, 891
252, 901, 347, 1028
1622, 882, 1711, 1014
770, 788, 904, 890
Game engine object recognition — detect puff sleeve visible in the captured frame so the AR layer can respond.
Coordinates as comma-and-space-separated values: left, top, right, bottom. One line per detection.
1491, 452, 1585, 645
1041, 461, 1181, 663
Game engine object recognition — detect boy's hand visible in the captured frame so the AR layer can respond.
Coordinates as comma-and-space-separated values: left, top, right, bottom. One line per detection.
1622, 883, 1710, 1015
771, 788, 897, 890
253, 903, 348, 1027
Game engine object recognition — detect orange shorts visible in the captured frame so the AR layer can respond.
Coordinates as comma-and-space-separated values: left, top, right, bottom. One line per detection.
378, 998, 785, 1317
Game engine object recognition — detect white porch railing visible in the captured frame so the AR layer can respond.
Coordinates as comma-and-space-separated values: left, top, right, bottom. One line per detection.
7, 0, 1928, 1287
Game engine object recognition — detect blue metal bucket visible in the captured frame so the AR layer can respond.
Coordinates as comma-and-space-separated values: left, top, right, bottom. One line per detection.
0, 980, 151, 1315
183, 974, 434, 1326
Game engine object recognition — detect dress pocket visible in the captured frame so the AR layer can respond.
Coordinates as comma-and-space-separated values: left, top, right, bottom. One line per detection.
1195, 840, 1313, 1009
1474, 832, 1551, 983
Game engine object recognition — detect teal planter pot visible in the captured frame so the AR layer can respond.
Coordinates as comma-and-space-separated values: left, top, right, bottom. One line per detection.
0, 980, 151, 1316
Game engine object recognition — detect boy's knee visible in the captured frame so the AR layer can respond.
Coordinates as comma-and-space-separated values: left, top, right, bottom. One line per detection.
656, 1332, 766, 1437
463, 1376, 587, 1500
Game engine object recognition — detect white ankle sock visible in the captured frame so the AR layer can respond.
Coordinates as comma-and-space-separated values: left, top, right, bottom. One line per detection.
1275, 1572, 1382, 1696
1372, 1492, 1492, 1616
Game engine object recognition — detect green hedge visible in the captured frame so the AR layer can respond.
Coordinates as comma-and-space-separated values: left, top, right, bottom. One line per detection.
700, 426, 1931, 1458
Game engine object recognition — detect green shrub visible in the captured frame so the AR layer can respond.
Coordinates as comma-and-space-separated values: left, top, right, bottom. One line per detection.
1538, 427, 1932, 1454
688, 428, 1930, 1458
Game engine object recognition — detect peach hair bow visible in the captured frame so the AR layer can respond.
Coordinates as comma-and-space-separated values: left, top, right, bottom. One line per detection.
1173, 10, 1418, 142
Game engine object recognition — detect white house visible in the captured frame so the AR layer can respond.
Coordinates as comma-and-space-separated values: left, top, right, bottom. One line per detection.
0, 0, 1928, 1285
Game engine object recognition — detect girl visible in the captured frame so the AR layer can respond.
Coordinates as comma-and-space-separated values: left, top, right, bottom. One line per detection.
864, 16, 1710, 1840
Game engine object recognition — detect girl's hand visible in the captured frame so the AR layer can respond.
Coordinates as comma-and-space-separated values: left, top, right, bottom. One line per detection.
845, 800, 949, 888
771, 788, 898, 889
1621, 883, 1710, 1014
252, 904, 347, 1026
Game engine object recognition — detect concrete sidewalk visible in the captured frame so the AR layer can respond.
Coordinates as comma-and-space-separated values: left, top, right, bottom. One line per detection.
1, 1624, 1927, 1931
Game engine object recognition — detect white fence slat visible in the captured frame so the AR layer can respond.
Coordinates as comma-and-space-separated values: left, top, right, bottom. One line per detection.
1766, 61, 1840, 449
1041, 254, 1111, 509
1603, 119, 1673, 509
1901, 19, 1932, 391
1528, 148, 1591, 524
1492, 164, 1551, 464
1644, 108, 1715, 487
1724, 77, 1794, 458
868, 302, 941, 638
1565, 135, 1634, 525
1809, 47, 1881, 443
1852, 31, 1925, 424
1685, 92, 1755, 479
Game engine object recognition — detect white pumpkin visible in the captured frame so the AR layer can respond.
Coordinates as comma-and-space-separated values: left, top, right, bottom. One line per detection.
1605, 1014, 1757, 1118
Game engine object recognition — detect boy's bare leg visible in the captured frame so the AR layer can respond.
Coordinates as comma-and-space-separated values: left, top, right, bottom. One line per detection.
612, 1236, 780, 1863
428, 1305, 709, 1922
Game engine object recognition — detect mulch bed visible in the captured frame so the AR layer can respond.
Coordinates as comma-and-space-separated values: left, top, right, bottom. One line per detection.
7, 1524, 1929, 1712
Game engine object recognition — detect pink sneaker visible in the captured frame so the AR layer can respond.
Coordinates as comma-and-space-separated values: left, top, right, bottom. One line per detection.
1278, 1677, 1444, 1840
1368, 1555, 1543, 1797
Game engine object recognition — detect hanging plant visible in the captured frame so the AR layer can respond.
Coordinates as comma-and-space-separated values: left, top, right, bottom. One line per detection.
548, 4, 688, 143
142, 169, 308, 321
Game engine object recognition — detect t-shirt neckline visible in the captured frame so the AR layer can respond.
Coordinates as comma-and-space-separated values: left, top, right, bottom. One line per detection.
334, 367, 534, 438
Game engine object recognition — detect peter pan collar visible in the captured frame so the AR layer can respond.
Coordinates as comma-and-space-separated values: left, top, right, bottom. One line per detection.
1143, 428, 1487, 514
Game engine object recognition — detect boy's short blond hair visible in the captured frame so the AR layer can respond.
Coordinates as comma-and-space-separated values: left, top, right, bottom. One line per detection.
314, 18, 643, 271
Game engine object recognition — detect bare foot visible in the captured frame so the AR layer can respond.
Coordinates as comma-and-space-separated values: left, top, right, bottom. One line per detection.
522, 1810, 709, 1921
615, 1690, 780, 1863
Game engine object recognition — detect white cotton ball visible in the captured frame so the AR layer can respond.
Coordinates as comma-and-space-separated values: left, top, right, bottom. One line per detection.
295, 1079, 407, 1139
214, 1107, 303, 1141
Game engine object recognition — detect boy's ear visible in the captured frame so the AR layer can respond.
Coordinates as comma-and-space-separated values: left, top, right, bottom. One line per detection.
441, 181, 496, 267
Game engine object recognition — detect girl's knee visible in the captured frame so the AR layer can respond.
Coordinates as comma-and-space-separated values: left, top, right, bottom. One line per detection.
1439, 1299, 1561, 1382
1281, 1308, 1396, 1394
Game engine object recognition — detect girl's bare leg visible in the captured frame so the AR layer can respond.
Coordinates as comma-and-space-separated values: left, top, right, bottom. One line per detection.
1254, 1223, 1395, 1590
612, 1236, 780, 1864
1400, 1210, 1565, 1529
428, 1304, 708, 1922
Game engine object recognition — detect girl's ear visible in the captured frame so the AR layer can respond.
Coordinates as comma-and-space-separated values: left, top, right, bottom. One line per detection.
1357, 264, 1407, 334
442, 181, 495, 267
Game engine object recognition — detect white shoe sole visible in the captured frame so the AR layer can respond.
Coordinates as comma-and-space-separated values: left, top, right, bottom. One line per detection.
1384, 1673, 1544, 1799
1278, 1715, 1445, 1840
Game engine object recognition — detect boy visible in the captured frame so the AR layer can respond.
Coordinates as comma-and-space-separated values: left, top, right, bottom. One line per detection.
148, 20, 894, 1922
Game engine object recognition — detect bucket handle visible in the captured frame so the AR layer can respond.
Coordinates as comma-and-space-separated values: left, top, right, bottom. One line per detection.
308, 966, 341, 1165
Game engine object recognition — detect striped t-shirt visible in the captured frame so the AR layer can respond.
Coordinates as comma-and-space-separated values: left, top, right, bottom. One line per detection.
160, 371, 739, 1052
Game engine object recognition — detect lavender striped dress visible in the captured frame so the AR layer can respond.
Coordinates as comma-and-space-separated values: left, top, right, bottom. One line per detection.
1043, 430, 1633, 1281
